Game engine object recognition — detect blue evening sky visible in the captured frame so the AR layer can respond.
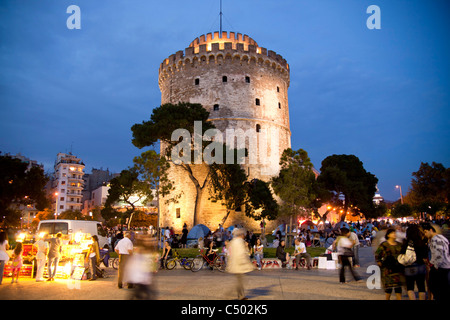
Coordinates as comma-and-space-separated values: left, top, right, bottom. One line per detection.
0, 0, 449, 201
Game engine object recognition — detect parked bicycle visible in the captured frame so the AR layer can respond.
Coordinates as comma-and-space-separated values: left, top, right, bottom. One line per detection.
191, 248, 226, 272
165, 250, 192, 270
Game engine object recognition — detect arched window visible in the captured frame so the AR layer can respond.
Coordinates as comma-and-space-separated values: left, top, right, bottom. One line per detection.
255, 98, 260, 106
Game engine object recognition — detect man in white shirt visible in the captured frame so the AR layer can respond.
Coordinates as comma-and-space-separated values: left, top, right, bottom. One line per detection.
294, 238, 311, 270
33, 233, 48, 282
348, 230, 360, 267
115, 231, 134, 289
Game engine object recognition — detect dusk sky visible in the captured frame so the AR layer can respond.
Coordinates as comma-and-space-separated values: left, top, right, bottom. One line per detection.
1, 0, 449, 202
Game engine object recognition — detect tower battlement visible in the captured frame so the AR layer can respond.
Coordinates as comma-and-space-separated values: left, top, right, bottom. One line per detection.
159, 31, 289, 85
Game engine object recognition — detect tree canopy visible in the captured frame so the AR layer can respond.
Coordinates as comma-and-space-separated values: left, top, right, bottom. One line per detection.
317, 154, 378, 221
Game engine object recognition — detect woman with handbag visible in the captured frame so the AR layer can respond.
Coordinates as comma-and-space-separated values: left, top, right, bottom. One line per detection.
375, 228, 404, 300
399, 225, 428, 300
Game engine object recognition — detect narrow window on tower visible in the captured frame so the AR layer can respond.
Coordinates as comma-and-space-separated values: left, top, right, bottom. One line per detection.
245, 76, 250, 83
195, 78, 200, 85
176, 208, 181, 219
255, 98, 260, 106
222, 76, 227, 83
278, 102, 281, 109
277, 86, 280, 92
256, 124, 261, 133
214, 104, 219, 111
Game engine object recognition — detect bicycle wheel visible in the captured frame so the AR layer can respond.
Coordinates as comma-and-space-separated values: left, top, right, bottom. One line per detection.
190, 255, 204, 272
182, 258, 192, 270
165, 258, 177, 270
214, 254, 226, 272
112, 258, 119, 270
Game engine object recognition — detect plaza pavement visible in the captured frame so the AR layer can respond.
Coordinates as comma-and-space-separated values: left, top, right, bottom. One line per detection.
0, 246, 385, 300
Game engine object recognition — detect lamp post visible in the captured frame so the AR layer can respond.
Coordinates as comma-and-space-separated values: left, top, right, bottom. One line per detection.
54, 192, 59, 219
395, 185, 403, 204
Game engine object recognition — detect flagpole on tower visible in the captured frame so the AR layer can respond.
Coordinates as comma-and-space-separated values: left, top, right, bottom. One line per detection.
220, 0, 223, 34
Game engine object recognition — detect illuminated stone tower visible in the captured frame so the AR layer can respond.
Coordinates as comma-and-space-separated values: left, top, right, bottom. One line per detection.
158, 31, 291, 232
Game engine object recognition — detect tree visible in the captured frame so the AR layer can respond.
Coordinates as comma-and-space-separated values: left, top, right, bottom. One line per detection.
391, 203, 413, 218
132, 102, 254, 226
102, 167, 154, 228
271, 148, 321, 246
244, 178, 279, 222
0, 154, 49, 226
59, 209, 84, 220
409, 162, 449, 207
317, 154, 378, 221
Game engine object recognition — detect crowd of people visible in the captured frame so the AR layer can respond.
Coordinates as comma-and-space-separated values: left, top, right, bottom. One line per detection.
1, 217, 449, 301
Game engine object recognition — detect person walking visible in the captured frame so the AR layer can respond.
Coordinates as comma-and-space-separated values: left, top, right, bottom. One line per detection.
115, 231, 134, 289
86, 235, 100, 281
375, 228, 404, 300
46, 232, 63, 281
33, 233, 48, 282
422, 223, 450, 301
349, 229, 360, 267
226, 228, 255, 300
400, 224, 428, 300
336, 228, 361, 284
0, 231, 10, 285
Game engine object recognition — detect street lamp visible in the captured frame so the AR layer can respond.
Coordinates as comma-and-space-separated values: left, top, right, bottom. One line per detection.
54, 192, 59, 219
395, 185, 403, 204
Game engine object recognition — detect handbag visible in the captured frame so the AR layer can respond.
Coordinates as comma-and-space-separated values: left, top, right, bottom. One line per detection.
397, 242, 416, 266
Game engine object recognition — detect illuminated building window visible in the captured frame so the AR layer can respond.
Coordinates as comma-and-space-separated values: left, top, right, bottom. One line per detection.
214, 104, 220, 111
176, 208, 181, 219
222, 76, 227, 83
255, 98, 260, 106
195, 78, 200, 85
245, 76, 250, 83
256, 124, 261, 133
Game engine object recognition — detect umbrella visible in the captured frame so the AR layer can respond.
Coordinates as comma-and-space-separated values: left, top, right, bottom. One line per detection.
333, 221, 350, 231
187, 224, 210, 239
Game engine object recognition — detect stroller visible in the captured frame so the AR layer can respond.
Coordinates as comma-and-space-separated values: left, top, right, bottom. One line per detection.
84, 249, 109, 279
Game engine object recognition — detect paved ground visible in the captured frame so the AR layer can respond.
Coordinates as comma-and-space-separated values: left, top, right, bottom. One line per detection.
0, 246, 385, 300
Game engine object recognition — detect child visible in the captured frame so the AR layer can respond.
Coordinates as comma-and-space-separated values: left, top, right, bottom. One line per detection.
11, 242, 23, 283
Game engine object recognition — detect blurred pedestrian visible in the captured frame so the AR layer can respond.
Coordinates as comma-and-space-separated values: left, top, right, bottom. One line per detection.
336, 228, 361, 284
46, 232, 63, 281
375, 228, 404, 300
0, 231, 10, 285
226, 228, 255, 300
349, 229, 360, 267
115, 231, 134, 289
422, 223, 450, 301
33, 233, 48, 282
86, 235, 100, 281
125, 235, 158, 300
400, 224, 428, 300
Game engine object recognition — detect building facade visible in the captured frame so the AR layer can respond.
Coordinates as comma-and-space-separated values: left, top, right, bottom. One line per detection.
51, 152, 85, 216
158, 31, 291, 233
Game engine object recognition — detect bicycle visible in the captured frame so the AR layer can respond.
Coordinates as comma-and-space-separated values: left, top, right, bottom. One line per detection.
190, 248, 226, 272
165, 251, 192, 270
110, 257, 119, 270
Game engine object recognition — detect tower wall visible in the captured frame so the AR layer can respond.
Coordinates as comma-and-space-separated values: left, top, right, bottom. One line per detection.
158, 31, 291, 233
